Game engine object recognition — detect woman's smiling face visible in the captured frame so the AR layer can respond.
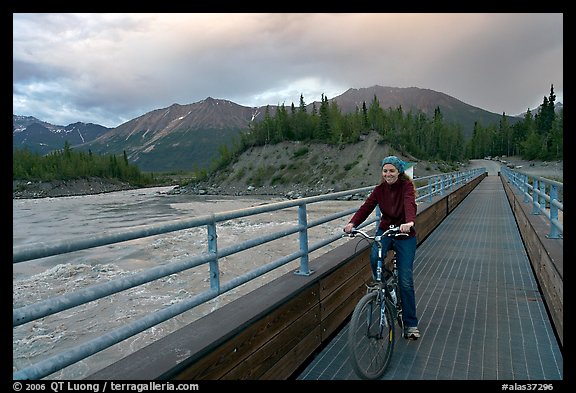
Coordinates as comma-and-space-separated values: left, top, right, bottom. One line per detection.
382, 163, 400, 184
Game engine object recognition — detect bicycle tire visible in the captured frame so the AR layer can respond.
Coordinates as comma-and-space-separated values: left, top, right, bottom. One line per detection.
348, 290, 395, 379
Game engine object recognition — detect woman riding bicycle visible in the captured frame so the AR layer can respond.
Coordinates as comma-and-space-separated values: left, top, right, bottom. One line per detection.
343, 155, 420, 340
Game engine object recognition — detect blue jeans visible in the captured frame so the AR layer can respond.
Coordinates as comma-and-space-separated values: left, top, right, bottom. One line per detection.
370, 230, 418, 328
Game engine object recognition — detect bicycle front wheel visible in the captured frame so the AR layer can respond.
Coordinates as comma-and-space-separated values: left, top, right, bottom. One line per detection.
348, 290, 395, 379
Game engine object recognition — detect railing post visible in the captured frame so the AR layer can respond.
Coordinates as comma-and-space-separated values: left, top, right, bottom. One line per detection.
539, 181, 546, 211
294, 203, 313, 276
522, 173, 530, 203
547, 185, 561, 239
207, 222, 220, 290
439, 175, 445, 196
532, 177, 540, 215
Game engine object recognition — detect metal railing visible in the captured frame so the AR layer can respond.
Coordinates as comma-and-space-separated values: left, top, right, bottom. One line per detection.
13, 168, 484, 380
413, 169, 484, 203
501, 166, 563, 239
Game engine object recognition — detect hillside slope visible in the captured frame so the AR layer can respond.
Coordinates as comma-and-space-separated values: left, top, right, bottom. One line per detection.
172, 131, 461, 198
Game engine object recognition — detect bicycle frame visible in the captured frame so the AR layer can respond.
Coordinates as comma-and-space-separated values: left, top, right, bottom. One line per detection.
374, 233, 402, 330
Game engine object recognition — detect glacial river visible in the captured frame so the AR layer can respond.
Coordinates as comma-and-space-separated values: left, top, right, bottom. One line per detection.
13, 186, 360, 379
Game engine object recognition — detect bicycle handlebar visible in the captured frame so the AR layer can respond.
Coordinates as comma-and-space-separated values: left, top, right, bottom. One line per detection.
343, 225, 409, 240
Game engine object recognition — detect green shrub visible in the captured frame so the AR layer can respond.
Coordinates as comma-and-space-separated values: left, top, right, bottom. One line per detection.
293, 147, 309, 158
235, 167, 246, 180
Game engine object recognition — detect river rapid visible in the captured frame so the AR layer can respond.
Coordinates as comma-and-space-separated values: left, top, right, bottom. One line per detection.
13, 186, 360, 379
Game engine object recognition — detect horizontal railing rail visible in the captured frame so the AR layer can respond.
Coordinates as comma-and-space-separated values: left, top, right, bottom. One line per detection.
13, 168, 485, 380
501, 166, 563, 239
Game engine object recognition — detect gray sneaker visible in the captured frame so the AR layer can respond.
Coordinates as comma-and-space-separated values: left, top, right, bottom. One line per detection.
404, 326, 420, 340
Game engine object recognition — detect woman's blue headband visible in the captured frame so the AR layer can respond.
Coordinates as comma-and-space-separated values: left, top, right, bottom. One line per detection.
381, 155, 405, 173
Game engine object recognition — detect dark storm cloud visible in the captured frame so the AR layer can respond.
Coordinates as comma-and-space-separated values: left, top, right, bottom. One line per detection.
13, 13, 563, 127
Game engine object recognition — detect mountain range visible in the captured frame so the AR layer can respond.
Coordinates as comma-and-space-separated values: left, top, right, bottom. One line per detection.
12, 115, 111, 156
13, 85, 532, 172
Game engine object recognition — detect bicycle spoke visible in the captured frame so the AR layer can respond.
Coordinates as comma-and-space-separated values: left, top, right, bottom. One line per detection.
348, 291, 395, 379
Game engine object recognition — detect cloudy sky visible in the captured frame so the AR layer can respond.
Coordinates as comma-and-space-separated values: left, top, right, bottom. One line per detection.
13, 13, 563, 128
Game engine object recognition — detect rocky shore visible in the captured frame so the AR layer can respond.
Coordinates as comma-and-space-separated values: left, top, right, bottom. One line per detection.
13, 177, 137, 199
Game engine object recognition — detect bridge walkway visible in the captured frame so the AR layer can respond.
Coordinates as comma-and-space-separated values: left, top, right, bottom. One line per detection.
295, 176, 563, 380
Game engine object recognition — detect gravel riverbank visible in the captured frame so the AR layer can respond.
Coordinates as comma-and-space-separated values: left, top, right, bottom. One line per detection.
13, 177, 138, 199
13, 157, 562, 200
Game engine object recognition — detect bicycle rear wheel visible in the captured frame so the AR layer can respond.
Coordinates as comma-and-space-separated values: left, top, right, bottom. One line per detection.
348, 290, 395, 379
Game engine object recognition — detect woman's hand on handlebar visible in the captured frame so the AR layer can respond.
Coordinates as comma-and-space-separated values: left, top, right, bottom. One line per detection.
343, 222, 355, 234
399, 221, 414, 234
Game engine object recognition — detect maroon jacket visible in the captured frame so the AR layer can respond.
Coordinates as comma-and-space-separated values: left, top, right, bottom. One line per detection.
349, 178, 417, 237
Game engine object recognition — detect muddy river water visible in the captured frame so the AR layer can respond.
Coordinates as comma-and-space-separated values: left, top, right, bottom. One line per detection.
13, 186, 361, 379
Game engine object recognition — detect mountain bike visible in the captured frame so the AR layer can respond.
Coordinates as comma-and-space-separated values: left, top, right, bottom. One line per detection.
344, 225, 409, 380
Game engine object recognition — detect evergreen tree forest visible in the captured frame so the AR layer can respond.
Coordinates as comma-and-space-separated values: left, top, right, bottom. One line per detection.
13, 86, 562, 183
211, 85, 562, 175
466, 85, 563, 161
13, 141, 156, 186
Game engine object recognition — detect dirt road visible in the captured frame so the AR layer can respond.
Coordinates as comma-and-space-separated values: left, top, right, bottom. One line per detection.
467, 158, 563, 181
